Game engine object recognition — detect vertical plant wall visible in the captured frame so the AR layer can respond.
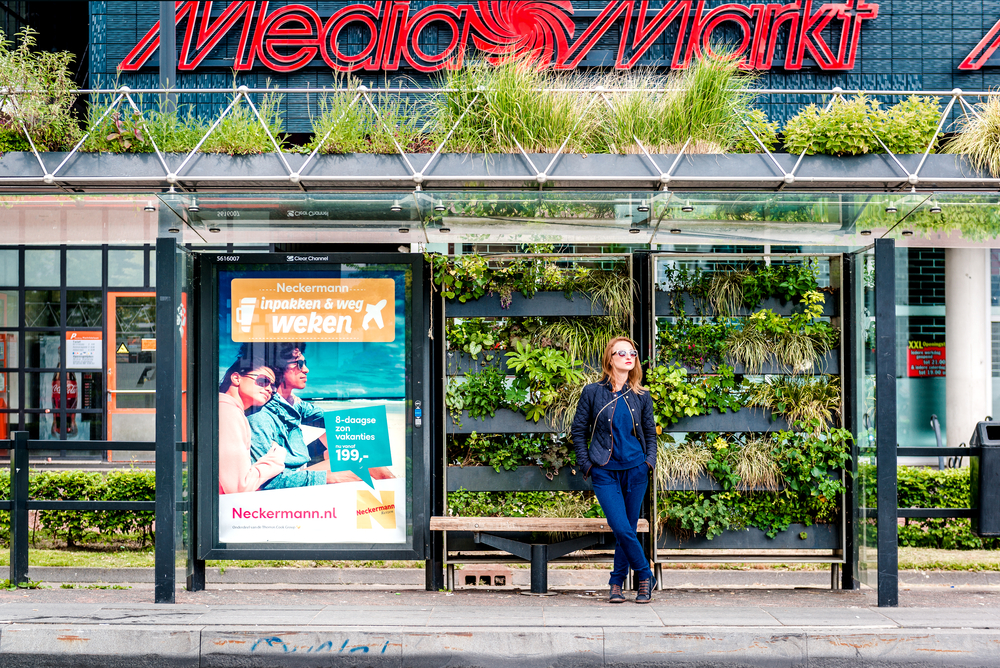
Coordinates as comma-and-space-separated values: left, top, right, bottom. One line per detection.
649, 254, 851, 555
429, 250, 633, 536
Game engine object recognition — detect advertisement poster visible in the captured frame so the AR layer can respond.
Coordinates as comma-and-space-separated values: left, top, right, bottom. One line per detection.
217, 266, 409, 544
907, 341, 946, 377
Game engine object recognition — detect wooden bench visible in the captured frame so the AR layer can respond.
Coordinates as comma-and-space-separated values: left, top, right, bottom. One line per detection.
430, 517, 650, 594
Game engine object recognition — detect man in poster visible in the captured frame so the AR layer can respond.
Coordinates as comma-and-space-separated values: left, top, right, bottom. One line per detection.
245, 341, 393, 488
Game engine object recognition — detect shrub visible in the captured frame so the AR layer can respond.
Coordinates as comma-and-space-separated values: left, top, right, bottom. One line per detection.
0, 27, 80, 151
784, 94, 940, 156
0, 469, 156, 548
946, 95, 1000, 176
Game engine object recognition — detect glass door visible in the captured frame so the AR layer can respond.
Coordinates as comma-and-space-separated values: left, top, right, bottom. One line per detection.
106, 292, 156, 461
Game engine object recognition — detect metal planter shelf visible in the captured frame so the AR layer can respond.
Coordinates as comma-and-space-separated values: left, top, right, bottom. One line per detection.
446, 351, 602, 376
667, 408, 788, 433
667, 349, 840, 375
448, 409, 555, 434
654, 294, 838, 318
446, 291, 607, 318
448, 466, 789, 493
448, 407, 787, 434
448, 465, 590, 492
0, 152, 991, 193
656, 523, 840, 551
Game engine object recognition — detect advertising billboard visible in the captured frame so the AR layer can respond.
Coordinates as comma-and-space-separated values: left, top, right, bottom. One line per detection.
200, 253, 424, 559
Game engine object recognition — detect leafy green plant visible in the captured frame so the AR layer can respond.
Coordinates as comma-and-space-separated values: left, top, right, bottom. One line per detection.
446, 365, 524, 421
505, 341, 585, 422
655, 316, 732, 369
447, 489, 600, 518
645, 363, 742, 428
784, 94, 940, 157
659, 491, 737, 540
447, 318, 506, 357
427, 253, 490, 303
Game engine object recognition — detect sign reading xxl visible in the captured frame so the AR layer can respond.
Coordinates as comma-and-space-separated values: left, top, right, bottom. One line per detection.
120, 0, 881, 73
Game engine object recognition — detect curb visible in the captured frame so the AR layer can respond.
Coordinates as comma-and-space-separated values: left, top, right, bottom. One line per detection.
2, 625, 1000, 667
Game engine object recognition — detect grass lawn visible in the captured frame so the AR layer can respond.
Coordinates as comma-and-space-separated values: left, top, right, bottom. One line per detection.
0, 547, 997, 571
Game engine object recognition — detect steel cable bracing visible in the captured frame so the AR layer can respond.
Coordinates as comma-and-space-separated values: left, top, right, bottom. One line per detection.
0, 85, 992, 192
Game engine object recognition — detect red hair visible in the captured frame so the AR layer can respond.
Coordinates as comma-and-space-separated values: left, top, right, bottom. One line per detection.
600, 336, 645, 395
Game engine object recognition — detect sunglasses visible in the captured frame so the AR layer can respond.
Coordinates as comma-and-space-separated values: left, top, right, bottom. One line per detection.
613, 350, 639, 358
245, 373, 276, 389
286, 358, 307, 369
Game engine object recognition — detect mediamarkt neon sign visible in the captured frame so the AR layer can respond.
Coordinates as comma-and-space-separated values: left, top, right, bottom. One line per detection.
121, 0, 882, 74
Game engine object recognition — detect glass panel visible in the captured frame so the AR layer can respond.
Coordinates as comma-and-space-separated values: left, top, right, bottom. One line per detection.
66, 291, 103, 327
108, 249, 144, 287
1, 410, 17, 435
24, 290, 61, 327
26, 372, 100, 440
24, 249, 60, 287
1, 332, 19, 409
113, 296, 156, 409
0, 249, 17, 286
856, 247, 878, 591
148, 249, 156, 287
25, 332, 60, 368
0, 331, 16, 368
66, 249, 102, 287
0, 290, 18, 326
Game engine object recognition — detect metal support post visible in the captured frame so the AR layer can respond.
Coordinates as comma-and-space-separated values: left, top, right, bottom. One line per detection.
874, 239, 898, 607
9, 431, 28, 587
425, 266, 445, 592
530, 545, 548, 594
155, 238, 179, 604
840, 251, 860, 590
158, 1, 177, 112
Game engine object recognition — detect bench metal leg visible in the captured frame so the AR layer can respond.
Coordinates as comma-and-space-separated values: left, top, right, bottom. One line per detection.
530, 544, 548, 594
447, 564, 455, 591
654, 562, 663, 590
830, 563, 840, 590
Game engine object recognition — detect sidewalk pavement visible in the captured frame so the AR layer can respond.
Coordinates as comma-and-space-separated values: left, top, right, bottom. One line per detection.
1, 569, 999, 667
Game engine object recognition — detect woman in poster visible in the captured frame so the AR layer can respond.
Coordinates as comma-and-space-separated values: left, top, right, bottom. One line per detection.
571, 337, 658, 604
218, 357, 285, 494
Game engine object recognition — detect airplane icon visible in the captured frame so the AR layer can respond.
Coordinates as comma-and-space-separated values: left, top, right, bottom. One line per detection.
362, 299, 387, 330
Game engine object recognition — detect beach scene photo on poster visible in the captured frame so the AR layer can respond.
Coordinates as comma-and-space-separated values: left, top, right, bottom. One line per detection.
216, 268, 409, 544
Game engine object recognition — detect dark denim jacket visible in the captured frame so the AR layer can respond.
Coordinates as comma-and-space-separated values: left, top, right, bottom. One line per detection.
570, 378, 657, 478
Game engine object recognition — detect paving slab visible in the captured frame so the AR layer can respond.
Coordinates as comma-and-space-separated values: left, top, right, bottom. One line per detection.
428, 605, 546, 627
542, 605, 661, 627
605, 629, 808, 668
764, 607, 896, 627
651, 605, 781, 627
877, 607, 1000, 629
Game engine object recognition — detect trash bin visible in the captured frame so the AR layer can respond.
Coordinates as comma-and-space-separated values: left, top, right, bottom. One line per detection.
969, 422, 1000, 537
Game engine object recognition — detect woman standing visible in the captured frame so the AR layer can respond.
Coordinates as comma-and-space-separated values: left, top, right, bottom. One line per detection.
218, 358, 285, 494
571, 337, 657, 603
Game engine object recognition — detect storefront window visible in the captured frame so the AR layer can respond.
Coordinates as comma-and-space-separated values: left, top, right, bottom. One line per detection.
24, 249, 60, 287
108, 249, 144, 287
0, 250, 16, 286
0, 290, 17, 326
24, 332, 60, 368
24, 290, 61, 327
66, 250, 102, 287
66, 291, 103, 327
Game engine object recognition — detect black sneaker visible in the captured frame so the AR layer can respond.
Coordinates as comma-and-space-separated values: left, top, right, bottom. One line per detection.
609, 584, 626, 603
635, 576, 656, 604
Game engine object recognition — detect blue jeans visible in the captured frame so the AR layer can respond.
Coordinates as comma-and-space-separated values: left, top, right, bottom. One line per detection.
591, 463, 652, 587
